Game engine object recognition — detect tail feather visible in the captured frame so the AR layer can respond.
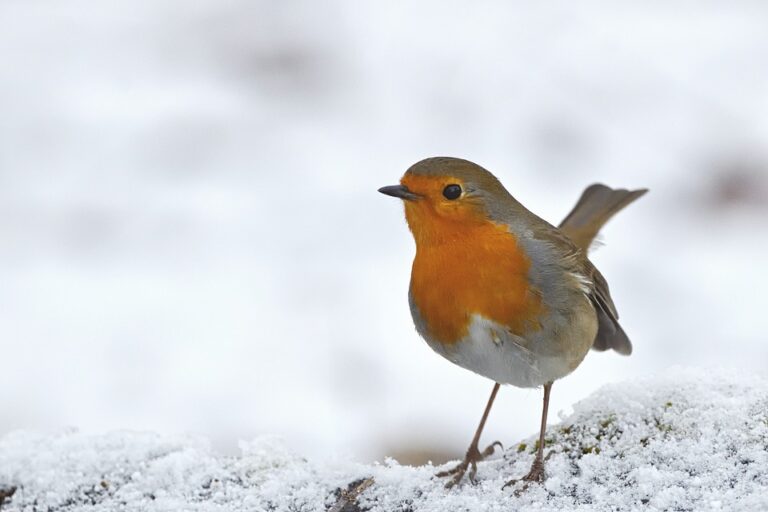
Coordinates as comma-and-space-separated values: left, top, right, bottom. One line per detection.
559, 184, 647, 252
558, 184, 647, 356
591, 297, 633, 355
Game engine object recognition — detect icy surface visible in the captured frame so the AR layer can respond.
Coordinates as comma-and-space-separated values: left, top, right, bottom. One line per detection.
2, 368, 767, 511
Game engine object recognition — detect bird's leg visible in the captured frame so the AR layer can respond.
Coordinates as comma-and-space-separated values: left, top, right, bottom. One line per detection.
503, 381, 553, 492
436, 382, 503, 488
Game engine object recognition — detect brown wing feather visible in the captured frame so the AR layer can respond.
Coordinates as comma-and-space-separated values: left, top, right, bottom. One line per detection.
557, 184, 647, 355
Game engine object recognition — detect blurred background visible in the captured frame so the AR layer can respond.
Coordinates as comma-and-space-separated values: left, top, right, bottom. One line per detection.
1, 0, 767, 464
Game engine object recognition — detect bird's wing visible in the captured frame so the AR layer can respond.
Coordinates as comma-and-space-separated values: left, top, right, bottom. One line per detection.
524, 218, 633, 355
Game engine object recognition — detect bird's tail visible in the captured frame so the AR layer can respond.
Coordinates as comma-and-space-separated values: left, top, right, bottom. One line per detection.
558, 184, 647, 251
558, 184, 647, 355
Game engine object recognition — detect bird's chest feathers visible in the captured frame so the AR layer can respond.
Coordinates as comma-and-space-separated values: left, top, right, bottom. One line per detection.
409, 222, 544, 345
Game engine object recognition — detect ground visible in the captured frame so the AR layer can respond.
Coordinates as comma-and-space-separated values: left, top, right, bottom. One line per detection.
2, 368, 766, 511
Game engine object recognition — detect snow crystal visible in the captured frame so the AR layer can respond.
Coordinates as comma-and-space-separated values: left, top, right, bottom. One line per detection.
2, 368, 767, 511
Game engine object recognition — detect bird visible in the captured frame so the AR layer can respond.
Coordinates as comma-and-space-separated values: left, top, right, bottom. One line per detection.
378, 157, 646, 490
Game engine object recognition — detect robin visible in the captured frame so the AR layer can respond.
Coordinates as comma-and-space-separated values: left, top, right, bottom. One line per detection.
379, 157, 646, 490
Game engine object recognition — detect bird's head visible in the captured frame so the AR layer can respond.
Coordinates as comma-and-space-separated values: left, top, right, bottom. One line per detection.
379, 157, 514, 244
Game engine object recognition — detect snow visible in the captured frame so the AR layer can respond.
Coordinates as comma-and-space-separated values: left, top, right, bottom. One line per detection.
3, 368, 767, 511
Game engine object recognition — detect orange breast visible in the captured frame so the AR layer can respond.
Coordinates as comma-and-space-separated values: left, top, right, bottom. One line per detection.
409, 220, 545, 344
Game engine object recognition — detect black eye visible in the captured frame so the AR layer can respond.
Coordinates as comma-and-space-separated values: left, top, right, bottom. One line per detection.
443, 184, 462, 200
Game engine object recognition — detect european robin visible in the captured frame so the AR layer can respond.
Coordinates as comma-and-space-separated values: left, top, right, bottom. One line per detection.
379, 157, 646, 490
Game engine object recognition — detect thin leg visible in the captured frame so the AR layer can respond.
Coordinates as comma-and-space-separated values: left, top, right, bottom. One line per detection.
436, 382, 503, 488
533, 381, 552, 469
469, 382, 500, 450
503, 381, 553, 491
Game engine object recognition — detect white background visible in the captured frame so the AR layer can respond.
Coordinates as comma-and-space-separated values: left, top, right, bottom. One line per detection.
1, 0, 767, 463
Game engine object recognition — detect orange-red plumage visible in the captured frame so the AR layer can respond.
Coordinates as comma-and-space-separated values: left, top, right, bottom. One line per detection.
408, 220, 544, 344
401, 173, 544, 345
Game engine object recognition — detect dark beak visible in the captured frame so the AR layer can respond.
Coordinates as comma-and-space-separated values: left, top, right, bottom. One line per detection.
378, 184, 421, 201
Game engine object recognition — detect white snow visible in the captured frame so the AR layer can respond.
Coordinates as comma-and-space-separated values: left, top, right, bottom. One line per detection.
3, 368, 767, 511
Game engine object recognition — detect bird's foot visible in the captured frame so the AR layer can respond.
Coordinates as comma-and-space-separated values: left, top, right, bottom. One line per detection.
502, 456, 546, 494
435, 441, 503, 489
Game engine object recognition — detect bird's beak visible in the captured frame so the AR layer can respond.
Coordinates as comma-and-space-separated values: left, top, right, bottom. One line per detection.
378, 184, 421, 201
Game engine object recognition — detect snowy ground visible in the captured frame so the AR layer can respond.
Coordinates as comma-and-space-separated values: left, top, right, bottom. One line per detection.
2, 368, 767, 511
1, 0, 768, 465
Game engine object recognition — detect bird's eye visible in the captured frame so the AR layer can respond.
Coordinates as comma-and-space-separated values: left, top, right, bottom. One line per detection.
443, 184, 462, 200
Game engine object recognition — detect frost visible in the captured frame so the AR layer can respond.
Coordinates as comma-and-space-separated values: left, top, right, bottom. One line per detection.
2, 368, 767, 511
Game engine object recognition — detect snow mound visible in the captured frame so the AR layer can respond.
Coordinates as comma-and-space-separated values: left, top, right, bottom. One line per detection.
2, 368, 767, 511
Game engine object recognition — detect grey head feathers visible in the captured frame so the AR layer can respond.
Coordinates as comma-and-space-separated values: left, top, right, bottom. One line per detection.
406, 157, 533, 226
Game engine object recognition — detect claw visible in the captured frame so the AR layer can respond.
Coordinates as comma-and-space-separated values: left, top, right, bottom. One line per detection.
435, 462, 464, 478
435, 439, 503, 488
467, 461, 478, 484
502, 457, 546, 494
481, 441, 503, 457
441, 463, 468, 489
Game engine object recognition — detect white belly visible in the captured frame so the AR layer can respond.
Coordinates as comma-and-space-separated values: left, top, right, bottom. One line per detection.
423, 314, 575, 388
